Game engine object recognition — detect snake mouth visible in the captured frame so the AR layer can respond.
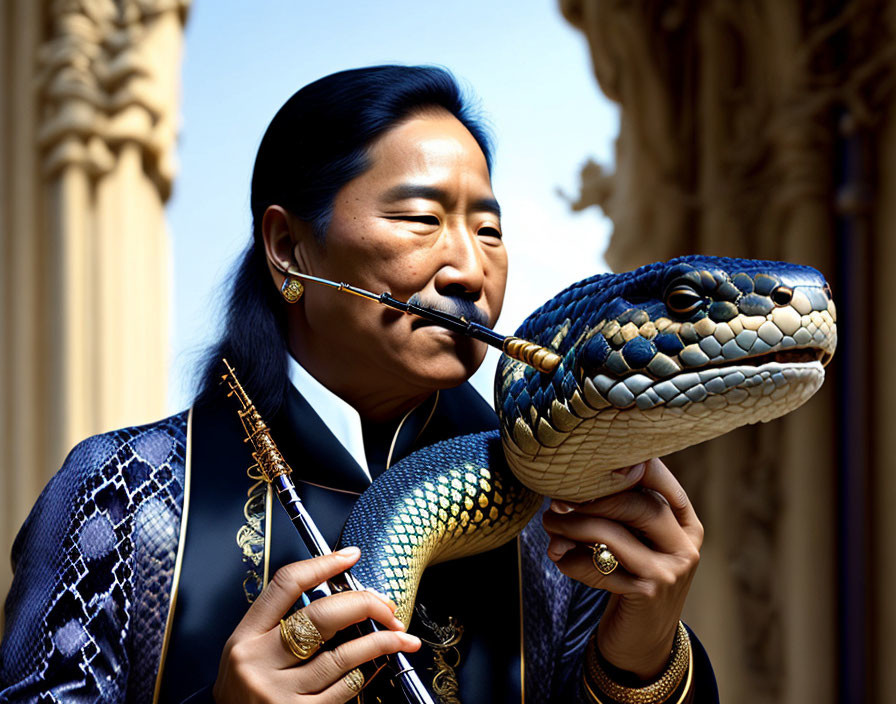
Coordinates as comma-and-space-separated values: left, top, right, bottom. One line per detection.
573, 345, 831, 418
593, 347, 829, 386
710, 347, 829, 372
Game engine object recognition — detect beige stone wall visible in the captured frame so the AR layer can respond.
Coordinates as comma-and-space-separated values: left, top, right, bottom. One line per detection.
562, 1, 894, 702
0, 0, 189, 611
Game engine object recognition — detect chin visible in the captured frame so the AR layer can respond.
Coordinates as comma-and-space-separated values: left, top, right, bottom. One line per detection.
402, 348, 485, 391
385, 325, 486, 390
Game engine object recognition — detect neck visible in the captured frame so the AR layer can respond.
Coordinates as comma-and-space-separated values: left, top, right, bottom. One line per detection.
343, 387, 431, 423
288, 341, 432, 423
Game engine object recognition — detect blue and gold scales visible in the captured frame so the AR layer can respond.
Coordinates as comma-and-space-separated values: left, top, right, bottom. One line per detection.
343, 255, 836, 620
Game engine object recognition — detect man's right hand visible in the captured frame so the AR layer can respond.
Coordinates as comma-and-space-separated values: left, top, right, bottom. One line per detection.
213, 547, 421, 703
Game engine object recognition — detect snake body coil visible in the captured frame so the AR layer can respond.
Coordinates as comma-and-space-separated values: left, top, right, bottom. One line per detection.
340, 431, 540, 625
341, 255, 838, 625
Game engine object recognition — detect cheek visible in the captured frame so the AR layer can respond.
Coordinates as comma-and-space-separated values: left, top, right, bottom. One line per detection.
485, 250, 509, 319
303, 284, 385, 337
367, 250, 442, 297
324, 225, 432, 290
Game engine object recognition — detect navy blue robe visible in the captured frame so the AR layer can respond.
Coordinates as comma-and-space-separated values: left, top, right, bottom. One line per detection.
0, 382, 717, 702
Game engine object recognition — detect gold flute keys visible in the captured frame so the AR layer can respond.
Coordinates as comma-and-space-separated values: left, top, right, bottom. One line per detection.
502, 337, 561, 374
222, 359, 292, 482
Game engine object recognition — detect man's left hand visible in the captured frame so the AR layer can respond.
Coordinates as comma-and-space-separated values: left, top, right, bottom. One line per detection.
541, 457, 703, 679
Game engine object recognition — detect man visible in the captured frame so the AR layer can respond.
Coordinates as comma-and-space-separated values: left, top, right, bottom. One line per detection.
1, 66, 716, 703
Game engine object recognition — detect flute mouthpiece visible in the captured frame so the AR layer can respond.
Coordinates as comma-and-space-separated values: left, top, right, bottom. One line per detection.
502, 337, 561, 374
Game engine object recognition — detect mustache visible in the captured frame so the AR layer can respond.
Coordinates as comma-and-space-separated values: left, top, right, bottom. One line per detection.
406, 293, 491, 327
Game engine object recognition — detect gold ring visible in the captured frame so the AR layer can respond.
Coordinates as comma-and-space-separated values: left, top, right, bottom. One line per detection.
591, 543, 618, 575
344, 667, 365, 693
279, 609, 324, 661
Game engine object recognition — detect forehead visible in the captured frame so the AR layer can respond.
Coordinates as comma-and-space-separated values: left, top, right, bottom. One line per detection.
359, 111, 493, 191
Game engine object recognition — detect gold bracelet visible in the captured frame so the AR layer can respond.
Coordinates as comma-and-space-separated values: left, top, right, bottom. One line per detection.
583, 622, 692, 704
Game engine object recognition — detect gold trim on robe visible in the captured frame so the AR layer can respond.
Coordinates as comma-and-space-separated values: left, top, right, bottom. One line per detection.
517, 536, 525, 703
153, 407, 194, 704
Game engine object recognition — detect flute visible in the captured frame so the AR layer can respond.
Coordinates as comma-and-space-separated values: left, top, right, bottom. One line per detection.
222, 360, 434, 704
287, 269, 562, 374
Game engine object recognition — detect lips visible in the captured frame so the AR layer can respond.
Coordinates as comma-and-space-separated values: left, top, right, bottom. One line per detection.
411, 319, 461, 336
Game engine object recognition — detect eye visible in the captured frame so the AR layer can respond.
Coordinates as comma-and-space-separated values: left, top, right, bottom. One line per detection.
405, 215, 440, 226
665, 285, 704, 315
387, 215, 440, 226
771, 285, 793, 306
478, 226, 502, 239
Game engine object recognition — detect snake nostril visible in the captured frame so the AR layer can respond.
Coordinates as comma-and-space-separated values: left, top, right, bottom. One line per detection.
771, 285, 793, 306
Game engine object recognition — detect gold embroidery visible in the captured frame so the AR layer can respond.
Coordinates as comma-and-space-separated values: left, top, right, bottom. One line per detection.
237, 476, 268, 602
416, 603, 463, 704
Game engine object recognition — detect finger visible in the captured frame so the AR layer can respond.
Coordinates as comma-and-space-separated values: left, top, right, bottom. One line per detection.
303, 590, 404, 641
542, 514, 658, 576
638, 458, 703, 544
262, 590, 405, 669
550, 487, 686, 554
267, 590, 406, 669
546, 533, 577, 562
552, 544, 641, 595
313, 668, 366, 703
238, 547, 361, 636
548, 463, 647, 515
295, 630, 421, 695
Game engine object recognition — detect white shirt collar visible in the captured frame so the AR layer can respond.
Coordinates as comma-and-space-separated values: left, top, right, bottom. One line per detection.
285, 354, 371, 481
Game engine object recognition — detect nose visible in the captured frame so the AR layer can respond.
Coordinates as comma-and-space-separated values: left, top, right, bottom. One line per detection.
433, 222, 485, 300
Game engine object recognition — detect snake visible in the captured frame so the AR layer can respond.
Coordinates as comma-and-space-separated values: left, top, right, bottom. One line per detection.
339, 255, 838, 625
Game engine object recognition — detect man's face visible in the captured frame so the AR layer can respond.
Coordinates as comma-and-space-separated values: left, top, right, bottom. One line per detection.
290, 110, 508, 411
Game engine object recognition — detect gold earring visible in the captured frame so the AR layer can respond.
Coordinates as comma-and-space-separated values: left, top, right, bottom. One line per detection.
280, 276, 304, 303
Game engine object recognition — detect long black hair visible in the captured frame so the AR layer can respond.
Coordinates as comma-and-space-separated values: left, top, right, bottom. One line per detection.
195, 65, 494, 417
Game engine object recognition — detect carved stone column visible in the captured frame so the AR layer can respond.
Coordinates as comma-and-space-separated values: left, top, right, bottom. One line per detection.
561, 1, 894, 702
0, 0, 189, 610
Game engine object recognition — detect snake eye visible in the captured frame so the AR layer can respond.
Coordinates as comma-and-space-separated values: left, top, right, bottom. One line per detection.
665, 285, 704, 316
771, 285, 793, 306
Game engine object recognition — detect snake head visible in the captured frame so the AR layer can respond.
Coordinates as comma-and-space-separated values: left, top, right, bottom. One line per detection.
496, 255, 837, 501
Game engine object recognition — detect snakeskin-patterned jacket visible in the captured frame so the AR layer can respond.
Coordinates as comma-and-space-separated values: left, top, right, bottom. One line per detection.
0, 415, 188, 702
0, 389, 716, 703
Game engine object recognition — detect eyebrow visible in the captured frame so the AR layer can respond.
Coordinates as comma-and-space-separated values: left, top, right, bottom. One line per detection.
382, 184, 501, 218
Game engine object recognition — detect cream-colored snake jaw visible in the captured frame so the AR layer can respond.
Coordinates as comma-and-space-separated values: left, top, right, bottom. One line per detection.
502, 359, 827, 502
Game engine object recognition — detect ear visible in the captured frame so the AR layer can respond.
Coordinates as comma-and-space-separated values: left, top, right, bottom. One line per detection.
261, 205, 313, 286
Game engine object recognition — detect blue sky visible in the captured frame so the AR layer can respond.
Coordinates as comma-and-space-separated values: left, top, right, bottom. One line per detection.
166, 0, 619, 409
